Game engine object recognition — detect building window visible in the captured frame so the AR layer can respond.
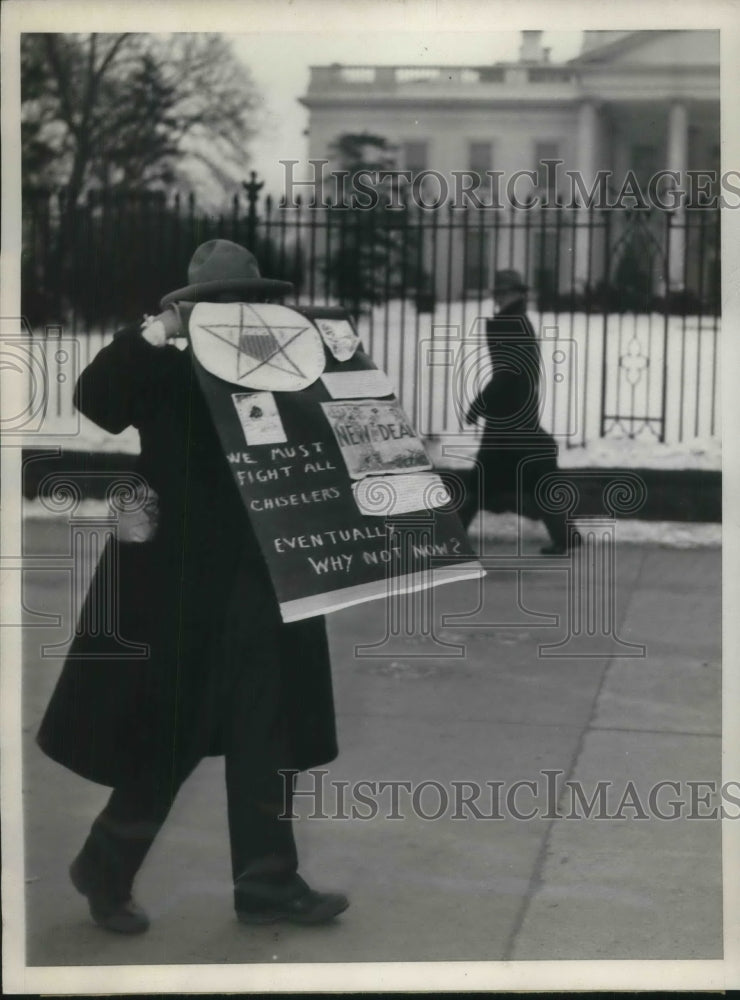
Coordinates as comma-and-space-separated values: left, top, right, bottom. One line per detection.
403, 140, 428, 177
534, 141, 560, 199
468, 141, 493, 178
631, 144, 656, 191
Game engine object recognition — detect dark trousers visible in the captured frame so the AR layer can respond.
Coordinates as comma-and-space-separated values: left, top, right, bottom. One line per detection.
78, 762, 297, 905
459, 435, 571, 546
77, 564, 301, 905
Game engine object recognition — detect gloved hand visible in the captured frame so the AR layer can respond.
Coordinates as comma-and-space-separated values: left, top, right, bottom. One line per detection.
140, 303, 188, 347
115, 485, 160, 543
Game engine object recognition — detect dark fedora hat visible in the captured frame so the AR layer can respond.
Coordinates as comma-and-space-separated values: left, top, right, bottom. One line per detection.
160, 239, 293, 308
492, 268, 528, 294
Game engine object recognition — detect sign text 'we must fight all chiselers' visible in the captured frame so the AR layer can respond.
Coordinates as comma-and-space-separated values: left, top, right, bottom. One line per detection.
187, 301, 484, 621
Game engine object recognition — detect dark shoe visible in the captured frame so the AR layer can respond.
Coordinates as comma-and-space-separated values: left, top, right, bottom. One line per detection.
235, 873, 349, 926
70, 855, 150, 934
541, 531, 582, 556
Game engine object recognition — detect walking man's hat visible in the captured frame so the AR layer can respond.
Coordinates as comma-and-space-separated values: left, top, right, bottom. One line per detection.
160, 239, 294, 308
492, 269, 528, 294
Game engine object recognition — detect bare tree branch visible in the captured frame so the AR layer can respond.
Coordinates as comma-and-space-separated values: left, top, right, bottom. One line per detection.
23, 32, 263, 201
92, 32, 131, 82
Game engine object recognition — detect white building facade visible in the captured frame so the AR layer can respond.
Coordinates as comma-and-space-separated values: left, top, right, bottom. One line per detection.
300, 30, 720, 302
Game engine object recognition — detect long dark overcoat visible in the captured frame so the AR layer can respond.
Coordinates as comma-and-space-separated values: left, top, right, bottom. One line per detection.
37, 325, 338, 788
469, 297, 559, 515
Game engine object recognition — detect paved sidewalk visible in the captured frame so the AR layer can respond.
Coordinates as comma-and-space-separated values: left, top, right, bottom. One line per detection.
20, 519, 721, 967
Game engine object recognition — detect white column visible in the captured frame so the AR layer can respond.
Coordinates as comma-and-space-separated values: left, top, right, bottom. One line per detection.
576, 100, 599, 196
667, 100, 688, 291
667, 100, 689, 182
574, 100, 600, 291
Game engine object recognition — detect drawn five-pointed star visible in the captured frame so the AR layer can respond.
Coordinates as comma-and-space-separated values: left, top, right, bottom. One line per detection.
198, 303, 310, 381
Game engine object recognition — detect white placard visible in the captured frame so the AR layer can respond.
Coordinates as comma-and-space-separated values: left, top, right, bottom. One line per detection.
352, 472, 451, 516
321, 369, 394, 399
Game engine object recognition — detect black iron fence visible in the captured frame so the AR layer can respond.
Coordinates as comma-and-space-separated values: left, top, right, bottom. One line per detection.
22, 178, 721, 447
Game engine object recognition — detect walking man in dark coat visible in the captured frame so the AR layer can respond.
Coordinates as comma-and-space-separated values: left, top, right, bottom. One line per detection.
37, 241, 348, 933
458, 269, 578, 554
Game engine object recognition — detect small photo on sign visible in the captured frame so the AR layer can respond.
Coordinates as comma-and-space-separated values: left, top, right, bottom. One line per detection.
233, 391, 287, 446
321, 399, 431, 480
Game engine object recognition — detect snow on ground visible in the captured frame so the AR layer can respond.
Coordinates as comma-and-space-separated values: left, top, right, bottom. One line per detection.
23, 500, 720, 549
468, 511, 720, 548
30, 416, 140, 454
424, 432, 721, 471
555, 435, 721, 470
